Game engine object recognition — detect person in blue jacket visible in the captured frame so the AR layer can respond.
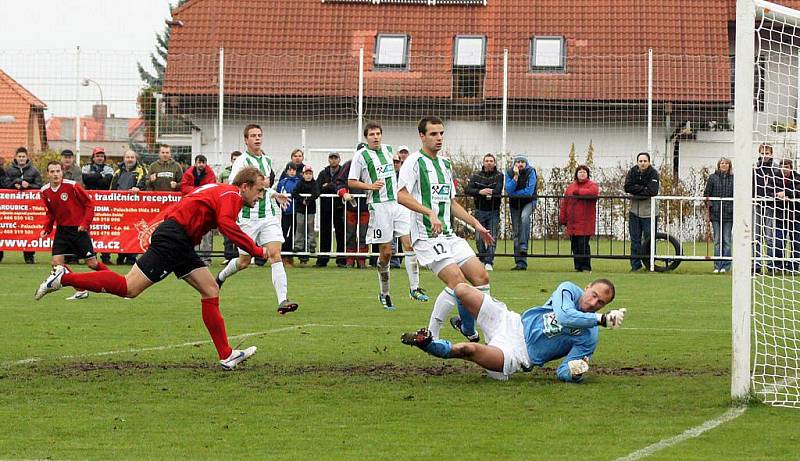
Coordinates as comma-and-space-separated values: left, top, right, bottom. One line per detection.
276, 162, 301, 265
401, 279, 626, 383
505, 154, 537, 270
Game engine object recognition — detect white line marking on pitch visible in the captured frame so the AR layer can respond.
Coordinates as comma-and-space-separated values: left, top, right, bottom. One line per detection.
0, 323, 379, 368
615, 406, 747, 461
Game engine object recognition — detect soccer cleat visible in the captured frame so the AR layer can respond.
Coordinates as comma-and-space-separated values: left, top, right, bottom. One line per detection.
35, 265, 70, 300
220, 346, 257, 370
409, 288, 429, 302
400, 327, 432, 350
65, 290, 89, 300
277, 299, 299, 315
379, 293, 396, 311
215, 274, 225, 289
485, 263, 493, 272
449, 316, 481, 343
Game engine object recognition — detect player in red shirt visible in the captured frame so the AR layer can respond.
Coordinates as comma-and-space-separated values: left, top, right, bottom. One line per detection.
40, 161, 108, 300
35, 166, 271, 370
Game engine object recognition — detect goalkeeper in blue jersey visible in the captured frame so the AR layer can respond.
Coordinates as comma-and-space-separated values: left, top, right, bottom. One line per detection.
401, 278, 625, 383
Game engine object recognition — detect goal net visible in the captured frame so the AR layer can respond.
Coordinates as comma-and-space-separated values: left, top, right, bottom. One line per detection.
736, 0, 800, 407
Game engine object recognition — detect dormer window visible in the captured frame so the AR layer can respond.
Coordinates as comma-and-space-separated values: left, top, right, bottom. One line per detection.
531, 36, 566, 73
453, 35, 486, 67
374, 34, 410, 70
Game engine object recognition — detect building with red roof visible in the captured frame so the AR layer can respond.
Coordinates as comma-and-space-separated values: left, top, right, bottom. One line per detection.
0, 69, 47, 164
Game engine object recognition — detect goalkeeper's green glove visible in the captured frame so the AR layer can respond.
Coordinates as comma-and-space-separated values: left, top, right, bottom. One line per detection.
597, 308, 627, 328
568, 358, 590, 377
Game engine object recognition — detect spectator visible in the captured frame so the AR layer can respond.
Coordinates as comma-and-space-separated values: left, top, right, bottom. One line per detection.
148, 144, 183, 191
279, 148, 306, 181
81, 147, 114, 264
219, 150, 243, 263
624, 152, 660, 272
60, 149, 84, 187
277, 162, 301, 266
218, 150, 242, 184
81, 147, 113, 190
754, 143, 778, 273
292, 165, 320, 263
110, 150, 147, 192
466, 152, 503, 272
110, 150, 148, 265
704, 157, 734, 274
316, 151, 346, 267
335, 157, 369, 268
560, 165, 599, 272
505, 154, 538, 271
181, 155, 217, 265
774, 158, 800, 271
7, 147, 43, 264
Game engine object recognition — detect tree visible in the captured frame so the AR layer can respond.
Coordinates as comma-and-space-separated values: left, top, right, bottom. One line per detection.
136, 1, 188, 149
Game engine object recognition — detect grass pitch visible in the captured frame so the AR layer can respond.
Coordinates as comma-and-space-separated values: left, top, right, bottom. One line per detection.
1, 251, 798, 460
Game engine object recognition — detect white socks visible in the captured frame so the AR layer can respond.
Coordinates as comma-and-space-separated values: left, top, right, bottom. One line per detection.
377, 260, 390, 296
218, 258, 242, 282
428, 287, 457, 338
271, 261, 288, 303
405, 252, 419, 291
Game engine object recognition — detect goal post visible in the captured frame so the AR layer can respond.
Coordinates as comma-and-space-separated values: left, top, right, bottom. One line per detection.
734, 0, 800, 406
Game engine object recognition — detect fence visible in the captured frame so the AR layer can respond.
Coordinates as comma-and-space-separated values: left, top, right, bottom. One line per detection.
218, 193, 733, 271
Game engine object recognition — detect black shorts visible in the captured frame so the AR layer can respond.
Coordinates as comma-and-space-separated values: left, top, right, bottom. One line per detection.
52, 226, 96, 259
135, 219, 206, 283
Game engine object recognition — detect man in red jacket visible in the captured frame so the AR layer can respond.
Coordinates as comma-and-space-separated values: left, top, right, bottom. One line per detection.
40, 161, 109, 300
180, 155, 217, 265
35, 167, 269, 370
559, 165, 599, 272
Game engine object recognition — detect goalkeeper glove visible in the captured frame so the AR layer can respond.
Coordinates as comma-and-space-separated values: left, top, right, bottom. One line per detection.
567, 358, 590, 377
597, 308, 627, 328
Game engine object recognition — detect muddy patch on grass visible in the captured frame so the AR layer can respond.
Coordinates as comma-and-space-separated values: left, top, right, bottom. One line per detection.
36, 361, 725, 379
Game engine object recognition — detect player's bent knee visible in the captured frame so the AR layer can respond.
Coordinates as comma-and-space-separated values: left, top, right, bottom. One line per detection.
454, 282, 473, 299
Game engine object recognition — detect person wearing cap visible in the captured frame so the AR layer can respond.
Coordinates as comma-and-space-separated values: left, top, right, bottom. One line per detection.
60, 149, 84, 187
81, 147, 113, 191
292, 164, 320, 263
148, 144, 183, 191
316, 151, 346, 267
505, 154, 538, 271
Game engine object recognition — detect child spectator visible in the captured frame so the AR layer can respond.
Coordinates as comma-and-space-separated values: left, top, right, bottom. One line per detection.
277, 162, 301, 266
292, 165, 320, 263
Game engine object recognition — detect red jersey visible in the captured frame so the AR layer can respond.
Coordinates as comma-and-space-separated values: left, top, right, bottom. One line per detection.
40, 180, 94, 234
164, 183, 265, 258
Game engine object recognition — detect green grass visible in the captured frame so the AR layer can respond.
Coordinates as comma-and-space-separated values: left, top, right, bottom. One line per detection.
1, 251, 798, 460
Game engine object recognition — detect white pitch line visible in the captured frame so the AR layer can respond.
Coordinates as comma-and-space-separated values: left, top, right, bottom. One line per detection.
615, 406, 747, 461
0, 323, 379, 368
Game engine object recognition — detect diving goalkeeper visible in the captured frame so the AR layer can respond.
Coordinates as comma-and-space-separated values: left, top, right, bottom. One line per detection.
401, 279, 625, 383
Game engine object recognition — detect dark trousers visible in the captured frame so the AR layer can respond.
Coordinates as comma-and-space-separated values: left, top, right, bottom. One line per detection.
775, 218, 800, 270
223, 236, 238, 261
570, 235, 592, 271
317, 203, 346, 266
628, 212, 652, 270
474, 209, 499, 265
281, 214, 294, 253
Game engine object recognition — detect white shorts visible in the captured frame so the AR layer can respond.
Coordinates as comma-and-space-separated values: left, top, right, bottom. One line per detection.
237, 217, 283, 255
477, 294, 531, 377
413, 234, 476, 275
366, 202, 410, 244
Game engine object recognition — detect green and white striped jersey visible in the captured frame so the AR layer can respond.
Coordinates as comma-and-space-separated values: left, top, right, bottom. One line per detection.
348, 143, 396, 204
397, 149, 456, 240
228, 150, 279, 220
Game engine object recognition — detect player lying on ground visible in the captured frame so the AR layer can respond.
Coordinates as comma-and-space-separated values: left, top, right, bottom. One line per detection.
401, 279, 626, 382
40, 161, 108, 300
34, 167, 274, 370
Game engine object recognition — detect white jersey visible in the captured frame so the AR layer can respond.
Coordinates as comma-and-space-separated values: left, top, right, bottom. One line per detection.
397, 149, 456, 241
349, 143, 396, 205
228, 150, 280, 221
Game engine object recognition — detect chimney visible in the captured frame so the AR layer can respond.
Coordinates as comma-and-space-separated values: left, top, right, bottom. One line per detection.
92, 104, 108, 119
